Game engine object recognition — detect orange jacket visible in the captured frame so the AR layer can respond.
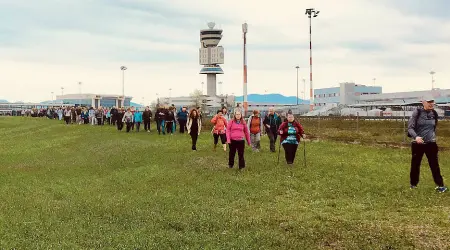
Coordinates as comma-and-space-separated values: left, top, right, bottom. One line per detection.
211, 115, 228, 134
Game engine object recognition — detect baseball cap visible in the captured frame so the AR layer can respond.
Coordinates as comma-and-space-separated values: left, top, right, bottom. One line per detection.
422, 94, 435, 102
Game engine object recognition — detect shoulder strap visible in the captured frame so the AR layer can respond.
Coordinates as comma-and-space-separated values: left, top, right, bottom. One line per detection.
414, 108, 421, 127
433, 109, 438, 130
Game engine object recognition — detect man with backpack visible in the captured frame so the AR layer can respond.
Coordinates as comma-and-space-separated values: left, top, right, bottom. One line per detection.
407, 97, 447, 193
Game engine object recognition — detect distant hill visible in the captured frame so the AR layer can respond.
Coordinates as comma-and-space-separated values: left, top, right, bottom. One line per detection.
234, 94, 309, 105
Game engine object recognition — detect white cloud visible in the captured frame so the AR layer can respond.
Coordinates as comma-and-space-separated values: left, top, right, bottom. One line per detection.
0, 0, 449, 103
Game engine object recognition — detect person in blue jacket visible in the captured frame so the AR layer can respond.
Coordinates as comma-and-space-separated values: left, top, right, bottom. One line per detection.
177, 106, 189, 133
134, 109, 143, 132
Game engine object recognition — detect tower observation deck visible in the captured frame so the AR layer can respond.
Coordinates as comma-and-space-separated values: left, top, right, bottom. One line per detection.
199, 22, 224, 97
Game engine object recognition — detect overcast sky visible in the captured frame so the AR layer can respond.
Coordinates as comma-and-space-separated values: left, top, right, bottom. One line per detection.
1, 0, 449, 103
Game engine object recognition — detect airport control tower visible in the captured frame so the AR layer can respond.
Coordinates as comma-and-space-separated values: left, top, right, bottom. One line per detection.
199, 22, 224, 97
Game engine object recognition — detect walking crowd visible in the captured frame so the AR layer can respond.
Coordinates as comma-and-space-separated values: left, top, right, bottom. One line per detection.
20, 97, 448, 193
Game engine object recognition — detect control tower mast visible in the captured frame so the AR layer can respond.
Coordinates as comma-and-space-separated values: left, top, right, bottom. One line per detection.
199, 22, 224, 97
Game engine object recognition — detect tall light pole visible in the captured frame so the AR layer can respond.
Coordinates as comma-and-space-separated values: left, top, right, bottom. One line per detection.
305, 8, 319, 112
51, 92, 54, 105
201, 82, 204, 95
78, 82, 82, 106
302, 78, 306, 102
120, 66, 127, 108
430, 71, 435, 90
169, 88, 172, 104
156, 93, 159, 106
242, 22, 248, 116
61, 87, 64, 96
295, 66, 300, 105
373, 78, 376, 86
218, 81, 223, 96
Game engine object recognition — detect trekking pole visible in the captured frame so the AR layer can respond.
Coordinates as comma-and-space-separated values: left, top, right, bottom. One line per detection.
303, 139, 307, 168
277, 141, 281, 165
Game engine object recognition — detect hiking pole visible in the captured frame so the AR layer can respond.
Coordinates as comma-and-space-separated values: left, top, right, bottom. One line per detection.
277, 141, 281, 165
303, 139, 307, 168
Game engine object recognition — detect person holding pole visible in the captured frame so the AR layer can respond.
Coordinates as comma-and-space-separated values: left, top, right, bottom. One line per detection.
278, 111, 305, 165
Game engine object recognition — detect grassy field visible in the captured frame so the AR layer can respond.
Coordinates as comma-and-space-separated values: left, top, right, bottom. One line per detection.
0, 117, 449, 249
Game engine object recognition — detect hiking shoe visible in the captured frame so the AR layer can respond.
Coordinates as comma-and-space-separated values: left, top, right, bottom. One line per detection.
410, 185, 418, 190
435, 186, 448, 193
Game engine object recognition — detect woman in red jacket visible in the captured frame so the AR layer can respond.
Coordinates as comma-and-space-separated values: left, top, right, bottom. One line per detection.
211, 109, 228, 152
278, 112, 305, 165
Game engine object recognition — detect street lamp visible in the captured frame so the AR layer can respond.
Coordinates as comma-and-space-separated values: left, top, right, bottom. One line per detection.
372, 78, 376, 86
78, 82, 82, 106
169, 88, 172, 104
120, 66, 127, 97
61, 87, 64, 96
430, 71, 435, 90
218, 81, 223, 96
201, 82, 204, 95
305, 8, 319, 111
295, 66, 300, 105
302, 78, 306, 102
156, 93, 159, 106
51, 92, 54, 105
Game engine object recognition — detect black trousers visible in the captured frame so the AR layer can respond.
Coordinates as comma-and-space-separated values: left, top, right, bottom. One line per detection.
117, 121, 124, 131
179, 120, 187, 133
190, 132, 198, 150
229, 140, 245, 169
283, 143, 299, 164
97, 117, 103, 125
144, 119, 151, 131
111, 116, 116, 125
213, 133, 227, 145
135, 122, 141, 132
410, 142, 444, 187
126, 122, 133, 132
64, 116, 70, 124
166, 121, 173, 134
268, 130, 278, 152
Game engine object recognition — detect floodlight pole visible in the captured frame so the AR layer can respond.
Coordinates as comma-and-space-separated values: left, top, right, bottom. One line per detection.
295, 66, 299, 105
305, 8, 319, 112
120, 66, 127, 107
430, 71, 435, 90
242, 22, 248, 117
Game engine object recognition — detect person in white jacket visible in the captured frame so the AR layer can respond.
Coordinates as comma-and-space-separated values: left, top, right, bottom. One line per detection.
122, 108, 134, 133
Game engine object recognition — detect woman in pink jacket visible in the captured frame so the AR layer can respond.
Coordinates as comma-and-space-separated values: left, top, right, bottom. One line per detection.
226, 109, 251, 169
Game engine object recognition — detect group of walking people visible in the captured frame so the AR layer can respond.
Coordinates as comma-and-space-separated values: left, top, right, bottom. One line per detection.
49, 98, 448, 193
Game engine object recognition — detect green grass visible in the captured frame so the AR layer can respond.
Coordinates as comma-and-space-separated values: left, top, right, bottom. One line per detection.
0, 117, 449, 249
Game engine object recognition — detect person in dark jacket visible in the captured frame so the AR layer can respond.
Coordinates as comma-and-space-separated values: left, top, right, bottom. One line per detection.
116, 108, 125, 131
278, 111, 305, 165
110, 106, 118, 125
407, 97, 447, 193
177, 107, 188, 133
187, 108, 202, 151
155, 107, 166, 135
263, 107, 282, 152
143, 107, 153, 132
165, 107, 175, 135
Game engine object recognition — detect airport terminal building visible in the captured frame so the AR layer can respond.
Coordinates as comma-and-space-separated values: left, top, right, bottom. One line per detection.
55, 94, 132, 108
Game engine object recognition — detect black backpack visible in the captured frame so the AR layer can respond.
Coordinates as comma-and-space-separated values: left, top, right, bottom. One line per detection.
407, 108, 438, 138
